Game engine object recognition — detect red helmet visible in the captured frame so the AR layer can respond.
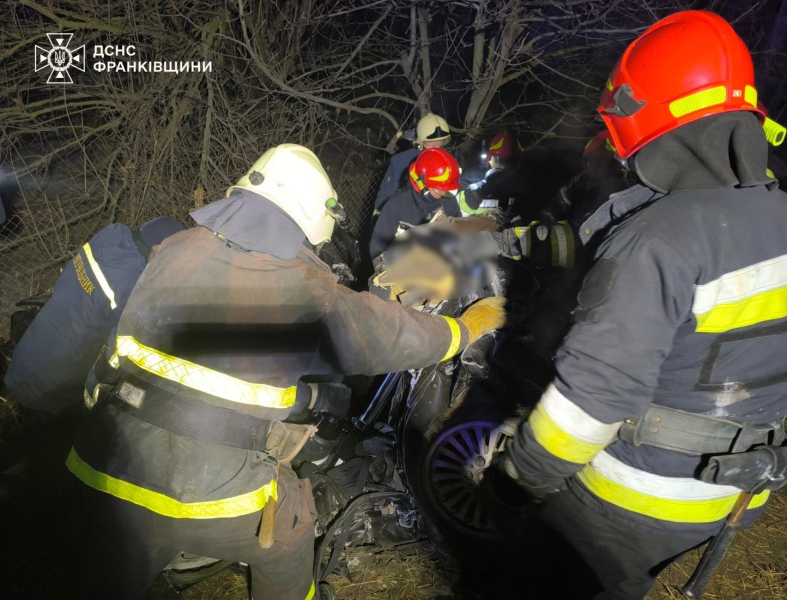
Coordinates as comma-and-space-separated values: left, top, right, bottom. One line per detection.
582, 130, 616, 159
486, 130, 523, 168
409, 148, 461, 194
598, 11, 763, 159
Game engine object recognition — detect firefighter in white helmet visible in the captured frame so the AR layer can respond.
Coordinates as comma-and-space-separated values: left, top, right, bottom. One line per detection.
373, 113, 451, 215
69, 143, 505, 600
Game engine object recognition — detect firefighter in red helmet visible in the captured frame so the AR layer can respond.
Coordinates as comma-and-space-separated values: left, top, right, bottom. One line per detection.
485, 11, 787, 599
458, 130, 525, 216
370, 148, 462, 262
486, 129, 524, 169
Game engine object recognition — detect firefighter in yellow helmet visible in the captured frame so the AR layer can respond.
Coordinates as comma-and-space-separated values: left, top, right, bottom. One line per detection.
69, 144, 505, 600
374, 113, 451, 214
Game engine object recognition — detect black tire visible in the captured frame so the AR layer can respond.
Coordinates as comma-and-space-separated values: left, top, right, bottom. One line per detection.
402, 337, 549, 563
318, 582, 337, 600
404, 383, 510, 560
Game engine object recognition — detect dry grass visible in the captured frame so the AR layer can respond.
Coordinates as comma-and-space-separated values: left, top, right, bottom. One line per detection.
0, 391, 22, 442
328, 543, 461, 600
144, 492, 787, 600
0, 391, 785, 600
148, 544, 463, 600
647, 492, 787, 600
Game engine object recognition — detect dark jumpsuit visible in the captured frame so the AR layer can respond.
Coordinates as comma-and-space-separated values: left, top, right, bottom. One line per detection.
69, 190, 470, 600
5, 224, 148, 414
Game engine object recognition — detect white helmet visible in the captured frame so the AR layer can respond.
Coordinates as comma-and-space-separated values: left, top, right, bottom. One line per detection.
228, 144, 338, 245
416, 113, 451, 147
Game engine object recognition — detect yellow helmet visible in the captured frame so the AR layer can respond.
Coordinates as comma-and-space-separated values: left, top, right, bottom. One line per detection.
228, 144, 338, 245
416, 113, 451, 147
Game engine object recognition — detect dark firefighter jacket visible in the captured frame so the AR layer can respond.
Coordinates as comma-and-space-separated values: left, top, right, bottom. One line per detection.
374, 147, 419, 210
506, 166, 633, 270
459, 167, 523, 215
460, 150, 576, 221
370, 186, 461, 260
510, 112, 787, 533
5, 223, 150, 414
68, 190, 469, 520
539, 162, 632, 229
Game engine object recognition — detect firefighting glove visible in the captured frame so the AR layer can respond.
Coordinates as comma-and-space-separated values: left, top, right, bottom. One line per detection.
308, 383, 351, 420
480, 442, 561, 532
495, 441, 564, 502
84, 340, 122, 410
483, 207, 512, 227
700, 445, 787, 493
458, 296, 507, 344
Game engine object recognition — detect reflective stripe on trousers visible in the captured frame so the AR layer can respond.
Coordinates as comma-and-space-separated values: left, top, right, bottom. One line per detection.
82, 242, 118, 309
67, 447, 278, 519
578, 450, 770, 523
115, 335, 297, 409
304, 582, 316, 600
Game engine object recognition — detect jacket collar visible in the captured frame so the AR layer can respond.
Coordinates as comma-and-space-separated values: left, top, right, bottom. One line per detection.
412, 186, 450, 213
190, 190, 306, 260
578, 184, 662, 245
632, 112, 772, 194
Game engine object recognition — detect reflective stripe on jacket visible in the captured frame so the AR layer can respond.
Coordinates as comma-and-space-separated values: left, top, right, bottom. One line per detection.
72, 198, 468, 515
457, 190, 499, 216
511, 183, 787, 529
4, 223, 147, 413
117, 222, 466, 421
82, 241, 118, 309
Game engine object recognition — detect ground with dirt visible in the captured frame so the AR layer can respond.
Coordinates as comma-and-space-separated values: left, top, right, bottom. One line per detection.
3, 386, 787, 600
147, 494, 787, 600
2, 394, 787, 600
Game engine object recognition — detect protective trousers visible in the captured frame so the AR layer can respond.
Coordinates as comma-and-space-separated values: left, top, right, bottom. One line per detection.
490, 485, 727, 600
76, 465, 317, 600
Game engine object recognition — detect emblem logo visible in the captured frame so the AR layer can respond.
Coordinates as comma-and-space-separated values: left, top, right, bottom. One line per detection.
34, 33, 85, 84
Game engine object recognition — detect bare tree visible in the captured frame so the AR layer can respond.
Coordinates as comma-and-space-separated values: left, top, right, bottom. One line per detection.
0, 0, 782, 329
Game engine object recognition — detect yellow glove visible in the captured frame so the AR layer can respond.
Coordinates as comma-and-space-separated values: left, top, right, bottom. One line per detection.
458, 296, 507, 343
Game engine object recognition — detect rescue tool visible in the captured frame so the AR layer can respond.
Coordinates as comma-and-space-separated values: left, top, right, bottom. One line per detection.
682, 491, 753, 598
683, 445, 787, 598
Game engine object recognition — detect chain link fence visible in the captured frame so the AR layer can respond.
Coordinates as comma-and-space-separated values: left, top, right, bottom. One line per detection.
0, 138, 386, 340
315, 139, 383, 273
